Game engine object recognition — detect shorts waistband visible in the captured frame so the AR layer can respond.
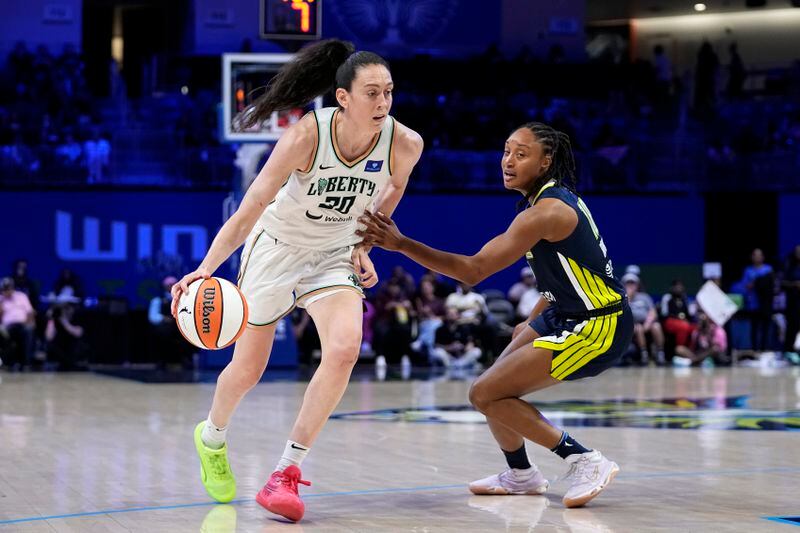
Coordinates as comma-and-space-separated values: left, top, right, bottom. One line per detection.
558, 299, 627, 321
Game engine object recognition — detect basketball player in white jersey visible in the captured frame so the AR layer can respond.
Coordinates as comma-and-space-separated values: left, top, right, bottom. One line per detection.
170, 39, 423, 522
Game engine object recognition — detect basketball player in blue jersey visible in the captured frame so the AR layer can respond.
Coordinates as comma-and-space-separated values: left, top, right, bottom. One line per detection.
358, 122, 633, 508
171, 40, 423, 522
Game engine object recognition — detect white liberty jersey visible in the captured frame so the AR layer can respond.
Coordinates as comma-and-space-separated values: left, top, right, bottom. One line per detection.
257, 107, 396, 249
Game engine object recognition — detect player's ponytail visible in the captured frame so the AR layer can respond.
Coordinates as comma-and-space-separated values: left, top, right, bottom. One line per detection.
237, 38, 356, 130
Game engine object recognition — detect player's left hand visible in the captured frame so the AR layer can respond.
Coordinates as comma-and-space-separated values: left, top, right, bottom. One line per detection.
352, 245, 378, 288
357, 210, 405, 251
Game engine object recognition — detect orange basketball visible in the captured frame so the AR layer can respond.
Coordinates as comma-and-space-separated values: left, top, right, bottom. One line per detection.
175, 277, 248, 350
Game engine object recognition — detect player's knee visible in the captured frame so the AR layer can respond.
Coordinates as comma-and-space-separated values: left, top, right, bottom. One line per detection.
324, 334, 362, 368
225, 364, 264, 392
469, 379, 492, 413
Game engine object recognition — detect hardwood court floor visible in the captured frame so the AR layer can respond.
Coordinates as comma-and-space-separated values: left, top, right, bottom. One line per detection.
1, 366, 798, 531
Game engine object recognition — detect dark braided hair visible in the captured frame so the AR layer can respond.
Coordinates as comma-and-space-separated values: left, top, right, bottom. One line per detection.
237, 39, 390, 130
516, 122, 578, 208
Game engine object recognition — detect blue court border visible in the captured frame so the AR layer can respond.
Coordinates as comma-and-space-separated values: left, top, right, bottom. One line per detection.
2, 467, 800, 526
764, 516, 800, 527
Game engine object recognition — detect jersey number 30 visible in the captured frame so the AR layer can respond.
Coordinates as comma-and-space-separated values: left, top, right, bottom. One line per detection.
318, 195, 356, 214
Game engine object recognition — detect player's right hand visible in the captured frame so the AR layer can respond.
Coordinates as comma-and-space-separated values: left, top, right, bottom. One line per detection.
356, 210, 405, 251
170, 267, 212, 318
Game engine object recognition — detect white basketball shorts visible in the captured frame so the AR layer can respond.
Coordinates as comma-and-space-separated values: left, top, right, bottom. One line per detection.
237, 228, 364, 326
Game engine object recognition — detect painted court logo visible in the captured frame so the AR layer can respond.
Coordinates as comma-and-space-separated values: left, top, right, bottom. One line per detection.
365, 160, 383, 172
331, 396, 800, 431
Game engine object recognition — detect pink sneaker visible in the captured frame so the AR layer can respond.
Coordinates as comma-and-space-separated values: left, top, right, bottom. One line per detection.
255, 465, 311, 522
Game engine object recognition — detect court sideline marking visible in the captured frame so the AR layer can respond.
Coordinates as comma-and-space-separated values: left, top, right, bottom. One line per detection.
2, 466, 800, 525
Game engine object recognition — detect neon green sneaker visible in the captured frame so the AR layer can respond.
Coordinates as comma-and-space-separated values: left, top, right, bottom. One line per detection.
194, 421, 236, 503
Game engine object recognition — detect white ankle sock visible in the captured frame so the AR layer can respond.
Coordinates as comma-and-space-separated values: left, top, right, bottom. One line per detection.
201, 416, 227, 450
276, 440, 310, 471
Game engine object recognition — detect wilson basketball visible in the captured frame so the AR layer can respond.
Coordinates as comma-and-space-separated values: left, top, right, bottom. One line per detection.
175, 277, 248, 350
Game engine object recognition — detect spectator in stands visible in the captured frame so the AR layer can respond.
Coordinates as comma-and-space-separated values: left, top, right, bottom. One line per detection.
694, 41, 719, 116
431, 306, 482, 369
56, 132, 82, 164
361, 298, 376, 356
11, 259, 38, 311
623, 272, 666, 366
388, 265, 416, 298
0, 277, 36, 369
412, 278, 445, 357
85, 129, 111, 183
445, 282, 488, 325
421, 269, 453, 299
661, 279, 695, 352
781, 245, 800, 359
53, 268, 83, 301
726, 43, 746, 98
515, 274, 541, 321
445, 282, 500, 359
7, 41, 33, 82
653, 44, 673, 105
507, 266, 536, 306
373, 283, 414, 368
673, 311, 729, 366
740, 248, 775, 353
148, 275, 193, 368
45, 302, 87, 370
1, 130, 37, 173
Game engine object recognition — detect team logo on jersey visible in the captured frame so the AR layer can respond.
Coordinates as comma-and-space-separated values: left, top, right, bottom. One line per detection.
365, 160, 383, 172
543, 291, 556, 303
348, 273, 362, 288
526, 251, 534, 260
306, 176, 377, 197
606, 260, 614, 277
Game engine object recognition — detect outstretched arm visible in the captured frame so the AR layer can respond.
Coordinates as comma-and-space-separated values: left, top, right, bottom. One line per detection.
357, 199, 577, 286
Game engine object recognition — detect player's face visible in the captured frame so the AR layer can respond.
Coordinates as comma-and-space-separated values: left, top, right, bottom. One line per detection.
502, 128, 552, 193
339, 64, 393, 133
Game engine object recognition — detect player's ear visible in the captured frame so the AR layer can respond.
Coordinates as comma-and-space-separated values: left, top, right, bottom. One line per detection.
335, 87, 348, 109
540, 154, 552, 172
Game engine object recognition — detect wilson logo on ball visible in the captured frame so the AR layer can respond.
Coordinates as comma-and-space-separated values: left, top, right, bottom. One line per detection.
177, 277, 248, 350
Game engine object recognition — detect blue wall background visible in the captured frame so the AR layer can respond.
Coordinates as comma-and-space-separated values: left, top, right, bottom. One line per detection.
779, 193, 800, 259
372, 193, 706, 292
2, 191, 715, 306
1, 191, 228, 307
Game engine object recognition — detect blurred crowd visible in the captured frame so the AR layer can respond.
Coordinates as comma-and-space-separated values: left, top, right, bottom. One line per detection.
3, 242, 799, 373
0, 42, 111, 182
1, 40, 799, 190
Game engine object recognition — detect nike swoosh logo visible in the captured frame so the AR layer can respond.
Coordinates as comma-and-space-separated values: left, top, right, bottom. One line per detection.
305, 210, 323, 220
319, 164, 334, 170
290, 443, 308, 450
564, 442, 573, 446
179, 307, 190, 315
